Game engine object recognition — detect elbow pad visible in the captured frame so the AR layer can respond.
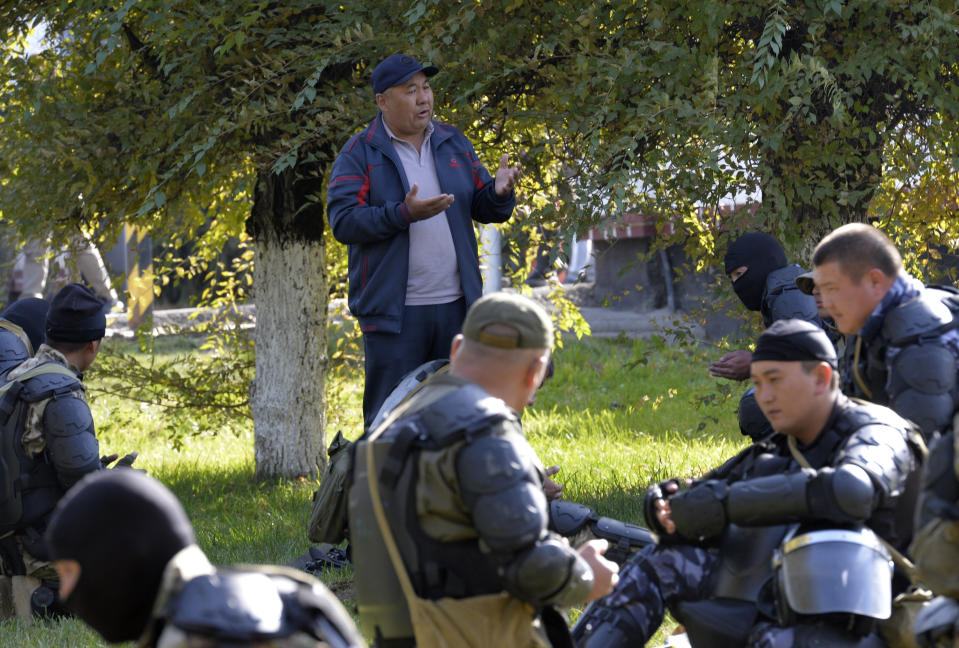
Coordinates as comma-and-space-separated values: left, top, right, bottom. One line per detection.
44, 397, 101, 487
727, 470, 813, 525
501, 535, 594, 608
807, 464, 876, 523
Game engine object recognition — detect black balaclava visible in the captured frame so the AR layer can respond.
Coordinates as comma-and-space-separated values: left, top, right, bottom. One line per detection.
1, 297, 49, 353
723, 232, 788, 311
45, 470, 195, 643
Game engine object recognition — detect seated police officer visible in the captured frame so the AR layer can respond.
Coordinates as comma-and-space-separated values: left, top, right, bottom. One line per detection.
573, 319, 919, 647
813, 223, 959, 441
45, 469, 365, 647
0, 297, 48, 379
349, 292, 618, 647
0, 283, 131, 620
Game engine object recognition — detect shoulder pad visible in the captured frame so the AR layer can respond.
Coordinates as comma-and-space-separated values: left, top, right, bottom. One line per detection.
0, 331, 29, 364
456, 431, 535, 496
419, 383, 516, 445
834, 398, 909, 434
169, 572, 288, 640
883, 291, 955, 345
18, 370, 82, 402
764, 264, 805, 295
216, 566, 365, 647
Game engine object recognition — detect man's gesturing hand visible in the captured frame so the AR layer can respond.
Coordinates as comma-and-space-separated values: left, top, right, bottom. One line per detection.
494, 154, 521, 197
405, 183, 454, 221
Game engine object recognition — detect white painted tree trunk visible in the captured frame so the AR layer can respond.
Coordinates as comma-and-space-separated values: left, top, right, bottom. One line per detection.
251, 236, 328, 479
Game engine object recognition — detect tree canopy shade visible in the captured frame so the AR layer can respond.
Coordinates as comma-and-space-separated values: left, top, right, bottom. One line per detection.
0, 2, 413, 478
1, 1, 956, 476
410, 0, 958, 255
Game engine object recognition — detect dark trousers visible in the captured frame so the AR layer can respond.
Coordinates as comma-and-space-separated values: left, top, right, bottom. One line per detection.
574, 544, 886, 648
361, 298, 466, 429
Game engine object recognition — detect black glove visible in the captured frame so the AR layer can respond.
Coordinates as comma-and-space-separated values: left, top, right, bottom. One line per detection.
114, 452, 138, 469
100, 452, 139, 470
668, 480, 729, 542
643, 478, 682, 537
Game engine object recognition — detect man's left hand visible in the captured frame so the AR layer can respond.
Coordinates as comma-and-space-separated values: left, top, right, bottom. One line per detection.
544, 465, 563, 500
494, 154, 521, 197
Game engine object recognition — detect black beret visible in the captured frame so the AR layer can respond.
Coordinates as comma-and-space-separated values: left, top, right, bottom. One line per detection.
752, 319, 837, 368
45, 283, 108, 343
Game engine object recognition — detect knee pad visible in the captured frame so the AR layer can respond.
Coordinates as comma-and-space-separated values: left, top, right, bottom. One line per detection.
30, 581, 67, 620
571, 605, 638, 648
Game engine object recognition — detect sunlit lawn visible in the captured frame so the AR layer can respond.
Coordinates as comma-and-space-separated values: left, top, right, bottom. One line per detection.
5, 332, 742, 647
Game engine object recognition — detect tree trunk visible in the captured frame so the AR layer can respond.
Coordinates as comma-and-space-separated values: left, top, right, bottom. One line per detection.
249, 161, 329, 479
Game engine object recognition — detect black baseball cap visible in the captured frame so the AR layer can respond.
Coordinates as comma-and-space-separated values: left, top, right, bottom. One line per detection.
371, 54, 439, 94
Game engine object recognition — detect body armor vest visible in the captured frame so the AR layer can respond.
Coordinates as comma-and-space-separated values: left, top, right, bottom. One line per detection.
349, 383, 515, 642
0, 363, 81, 534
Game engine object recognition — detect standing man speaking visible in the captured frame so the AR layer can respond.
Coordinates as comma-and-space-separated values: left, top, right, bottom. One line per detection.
328, 53, 520, 429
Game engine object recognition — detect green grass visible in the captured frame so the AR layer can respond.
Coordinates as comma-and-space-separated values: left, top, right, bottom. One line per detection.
3, 334, 743, 647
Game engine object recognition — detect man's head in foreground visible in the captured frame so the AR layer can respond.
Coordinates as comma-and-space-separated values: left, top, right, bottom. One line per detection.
450, 291, 552, 413
46, 470, 195, 643
750, 319, 839, 444
812, 223, 901, 335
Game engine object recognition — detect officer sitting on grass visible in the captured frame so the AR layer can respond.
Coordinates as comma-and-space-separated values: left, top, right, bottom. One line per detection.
574, 319, 920, 648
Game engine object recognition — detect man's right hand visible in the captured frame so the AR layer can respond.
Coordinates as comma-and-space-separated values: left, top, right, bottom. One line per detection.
708, 349, 752, 381
405, 183, 454, 221
579, 539, 620, 602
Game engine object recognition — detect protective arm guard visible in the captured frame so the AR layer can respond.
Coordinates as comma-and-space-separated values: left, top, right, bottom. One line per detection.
457, 432, 593, 607
668, 480, 729, 542
548, 500, 653, 564
726, 464, 877, 527
43, 396, 101, 490
500, 535, 594, 608
766, 280, 820, 326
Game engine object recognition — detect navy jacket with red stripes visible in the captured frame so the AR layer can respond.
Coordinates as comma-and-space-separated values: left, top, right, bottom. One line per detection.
327, 114, 515, 334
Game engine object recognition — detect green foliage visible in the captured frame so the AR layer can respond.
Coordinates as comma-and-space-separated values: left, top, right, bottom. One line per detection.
400, 0, 958, 268
2, 1, 956, 456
